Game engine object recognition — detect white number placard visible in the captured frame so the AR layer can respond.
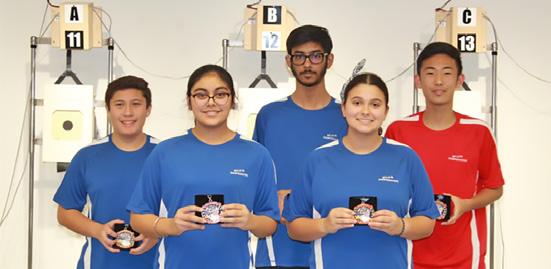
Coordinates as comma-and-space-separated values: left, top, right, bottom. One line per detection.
261, 31, 281, 51
263, 6, 282, 24
457, 34, 476, 52
457, 7, 477, 27
64, 4, 84, 23
65, 31, 84, 49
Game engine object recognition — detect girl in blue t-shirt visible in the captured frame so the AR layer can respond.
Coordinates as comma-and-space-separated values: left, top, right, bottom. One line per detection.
128, 65, 279, 269
283, 72, 439, 269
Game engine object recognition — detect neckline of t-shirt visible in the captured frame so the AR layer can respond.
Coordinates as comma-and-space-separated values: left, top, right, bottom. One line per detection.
419, 111, 460, 133
187, 128, 239, 147
108, 134, 151, 153
338, 136, 386, 156
287, 95, 336, 112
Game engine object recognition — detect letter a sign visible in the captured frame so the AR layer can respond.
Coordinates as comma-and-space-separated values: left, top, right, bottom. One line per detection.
65, 5, 84, 23
263, 6, 282, 24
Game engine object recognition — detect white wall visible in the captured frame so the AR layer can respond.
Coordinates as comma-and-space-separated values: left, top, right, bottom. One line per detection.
1, 0, 550, 268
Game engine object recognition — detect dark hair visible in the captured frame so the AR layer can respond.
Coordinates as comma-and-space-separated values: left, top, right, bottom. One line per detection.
342, 73, 389, 107
286, 24, 333, 55
186, 64, 236, 107
417, 42, 463, 75
105, 75, 151, 110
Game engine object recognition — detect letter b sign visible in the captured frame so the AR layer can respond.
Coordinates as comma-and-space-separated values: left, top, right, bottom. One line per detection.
263, 6, 282, 25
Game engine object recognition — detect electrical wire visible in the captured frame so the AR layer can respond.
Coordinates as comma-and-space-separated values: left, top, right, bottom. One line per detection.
385, 9, 451, 83
47, 0, 59, 8
481, 11, 551, 268
233, 11, 256, 44
497, 77, 551, 116
93, 7, 111, 38
482, 13, 499, 46
0, 1, 51, 228
482, 13, 551, 117
220, 12, 257, 69
384, 62, 414, 84
0, 82, 31, 227
246, 0, 261, 10
93, 3, 262, 79
93, 7, 192, 80
95, 3, 294, 79
115, 41, 192, 80
98, 6, 204, 77
287, 9, 300, 25
439, 0, 453, 10
39, 14, 57, 39
0, 157, 29, 226
484, 14, 551, 84
93, 7, 112, 34
38, 2, 49, 37
0, 105, 29, 224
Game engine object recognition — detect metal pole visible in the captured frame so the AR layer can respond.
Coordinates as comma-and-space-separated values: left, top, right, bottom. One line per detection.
222, 39, 229, 69
413, 42, 421, 113
107, 38, 114, 134
490, 42, 498, 137
489, 41, 498, 269
260, 51, 267, 74
28, 36, 38, 269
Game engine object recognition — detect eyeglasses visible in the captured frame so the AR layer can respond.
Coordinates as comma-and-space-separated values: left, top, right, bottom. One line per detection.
191, 92, 231, 106
290, 52, 328, 66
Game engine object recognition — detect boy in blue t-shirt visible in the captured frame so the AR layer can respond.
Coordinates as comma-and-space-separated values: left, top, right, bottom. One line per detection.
53, 76, 159, 269
253, 25, 347, 268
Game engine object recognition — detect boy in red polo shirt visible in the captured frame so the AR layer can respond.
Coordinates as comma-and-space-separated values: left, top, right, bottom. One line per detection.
386, 42, 504, 269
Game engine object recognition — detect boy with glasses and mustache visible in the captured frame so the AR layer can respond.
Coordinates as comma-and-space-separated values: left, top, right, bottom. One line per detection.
253, 25, 347, 269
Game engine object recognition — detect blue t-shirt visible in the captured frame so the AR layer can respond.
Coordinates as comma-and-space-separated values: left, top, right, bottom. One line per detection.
253, 96, 347, 267
283, 138, 439, 269
53, 135, 159, 269
127, 130, 279, 269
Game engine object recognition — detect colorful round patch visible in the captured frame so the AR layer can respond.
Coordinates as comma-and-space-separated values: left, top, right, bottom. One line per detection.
435, 200, 448, 220
116, 228, 135, 249
353, 203, 374, 224
202, 196, 223, 224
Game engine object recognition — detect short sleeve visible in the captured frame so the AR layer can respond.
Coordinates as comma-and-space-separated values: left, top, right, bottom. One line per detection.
127, 147, 163, 215
384, 121, 398, 140
251, 149, 279, 221
53, 150, 88, 211
477, 129, 505, 189
252, 108, 265, 144
283, 156, 314, 222
408, 150, 440, 219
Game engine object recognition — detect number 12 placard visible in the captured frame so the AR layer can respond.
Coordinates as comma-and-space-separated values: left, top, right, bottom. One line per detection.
261, 31, 281, 51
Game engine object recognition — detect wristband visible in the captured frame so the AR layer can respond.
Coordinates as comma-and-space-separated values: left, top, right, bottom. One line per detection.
397, 217, 405, 237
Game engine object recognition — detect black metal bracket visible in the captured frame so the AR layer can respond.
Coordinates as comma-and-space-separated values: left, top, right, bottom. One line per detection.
249, 51, 277, 88
55, 50, 83, 85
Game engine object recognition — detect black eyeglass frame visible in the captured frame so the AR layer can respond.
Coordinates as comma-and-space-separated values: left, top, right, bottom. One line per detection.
191, 92, 231, 106
289, 52, 329, 66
